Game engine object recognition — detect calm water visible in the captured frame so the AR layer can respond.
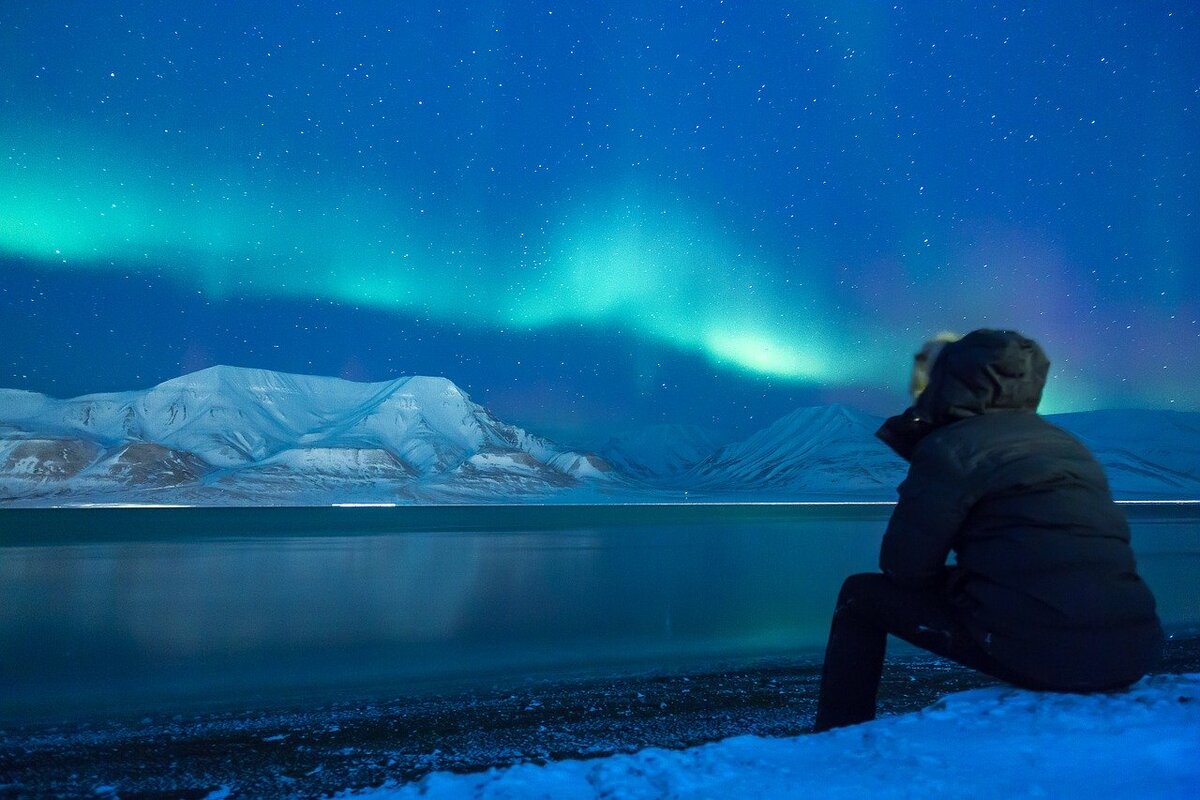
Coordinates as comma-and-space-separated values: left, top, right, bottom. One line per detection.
1, 504, 1197, 723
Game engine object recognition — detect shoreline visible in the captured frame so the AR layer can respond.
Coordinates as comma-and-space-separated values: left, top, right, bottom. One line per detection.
4, 636, 1198, 799
2, 500, 1196, 544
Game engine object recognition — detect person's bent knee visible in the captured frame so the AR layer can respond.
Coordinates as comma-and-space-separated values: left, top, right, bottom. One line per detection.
837, 572, 890, 605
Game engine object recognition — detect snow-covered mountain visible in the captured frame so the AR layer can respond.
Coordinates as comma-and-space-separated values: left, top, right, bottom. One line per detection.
601, 424, 727, 482
681, 405, 906, 499
0, 366, 616, 505
1047, 409, 1200, 498
1, 367, 1196, 504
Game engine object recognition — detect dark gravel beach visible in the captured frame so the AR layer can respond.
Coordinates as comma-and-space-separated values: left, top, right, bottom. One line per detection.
4, 634, 1198, 800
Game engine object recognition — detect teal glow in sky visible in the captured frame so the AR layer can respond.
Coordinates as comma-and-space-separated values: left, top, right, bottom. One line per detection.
1, 2, 1197, 440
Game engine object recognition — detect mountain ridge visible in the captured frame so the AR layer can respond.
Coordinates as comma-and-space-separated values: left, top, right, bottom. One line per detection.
0, 366, 616, 505
683, 404, 906, 498
1, 367, 1197, 505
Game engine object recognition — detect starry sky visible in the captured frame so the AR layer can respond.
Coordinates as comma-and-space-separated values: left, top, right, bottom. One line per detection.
1, 2, 1197, 446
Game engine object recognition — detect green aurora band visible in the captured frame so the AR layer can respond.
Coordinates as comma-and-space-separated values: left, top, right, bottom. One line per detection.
0, 123, 1186, 413
0, 127, 862, 383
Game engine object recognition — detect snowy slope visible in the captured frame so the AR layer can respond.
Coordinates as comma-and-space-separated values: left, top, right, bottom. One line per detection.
1048, 409, 1200, 498
0, 437, 102, 479
682, 405, 905, 498
0, 367, 615, 505
341, 673, 1200, 799
601, 424, 726, 481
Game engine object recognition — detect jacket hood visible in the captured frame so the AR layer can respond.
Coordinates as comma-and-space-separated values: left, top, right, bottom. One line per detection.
877, 329, 1050, 460
914, 329, 1049, 426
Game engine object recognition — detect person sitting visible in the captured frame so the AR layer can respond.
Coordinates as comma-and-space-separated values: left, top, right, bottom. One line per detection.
812, 328, 1163, 732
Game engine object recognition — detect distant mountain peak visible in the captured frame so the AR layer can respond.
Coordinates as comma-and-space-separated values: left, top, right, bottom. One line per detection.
0, 367, 616, 504
396, 374, 469, 396
682, 403, 903, 496
773, 403, 880, 428
601, 423, 727, 481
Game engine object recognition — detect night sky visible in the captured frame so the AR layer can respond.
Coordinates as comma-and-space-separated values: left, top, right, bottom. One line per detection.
2, 2, 1197, 446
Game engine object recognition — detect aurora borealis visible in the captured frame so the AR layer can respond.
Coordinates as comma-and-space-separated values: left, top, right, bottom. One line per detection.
1, 2, 1197, 444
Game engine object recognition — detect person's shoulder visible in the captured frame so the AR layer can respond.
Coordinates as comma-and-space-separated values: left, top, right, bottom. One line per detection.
954, 409, 1066, 438
1021, 413, 1097, 451
961, 411, 1104, 472
915, 412, 1067, 469
908, 419, 980, 472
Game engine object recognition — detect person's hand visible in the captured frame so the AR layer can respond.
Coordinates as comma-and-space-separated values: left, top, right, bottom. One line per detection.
876, 407, 933, 461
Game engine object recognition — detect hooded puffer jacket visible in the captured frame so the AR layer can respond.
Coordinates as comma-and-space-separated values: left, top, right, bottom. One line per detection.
876, 329, 1162, 690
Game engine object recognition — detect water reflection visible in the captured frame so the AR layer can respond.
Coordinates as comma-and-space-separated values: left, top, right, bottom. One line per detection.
0, 509, 1195, 721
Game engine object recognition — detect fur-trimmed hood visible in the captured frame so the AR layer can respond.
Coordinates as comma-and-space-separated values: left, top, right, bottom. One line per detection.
878, 329, 1050, 460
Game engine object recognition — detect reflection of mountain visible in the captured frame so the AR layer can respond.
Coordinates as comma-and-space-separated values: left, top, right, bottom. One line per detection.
0, 366, 614, 505
1, 367, 1197, 504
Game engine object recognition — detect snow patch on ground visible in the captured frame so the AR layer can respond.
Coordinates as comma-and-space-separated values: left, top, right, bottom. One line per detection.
340, 673, 1200, 799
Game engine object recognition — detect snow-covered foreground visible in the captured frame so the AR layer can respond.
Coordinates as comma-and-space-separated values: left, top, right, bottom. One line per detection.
342, 673, 1200, 800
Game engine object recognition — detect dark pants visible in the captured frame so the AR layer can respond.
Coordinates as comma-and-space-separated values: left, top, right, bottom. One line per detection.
812, 572, 1035, 732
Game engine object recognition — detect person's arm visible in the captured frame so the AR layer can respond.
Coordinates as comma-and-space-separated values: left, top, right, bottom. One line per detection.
880, 438, 975, 588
